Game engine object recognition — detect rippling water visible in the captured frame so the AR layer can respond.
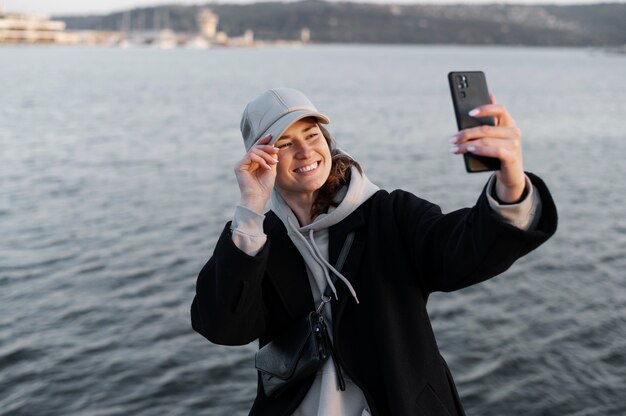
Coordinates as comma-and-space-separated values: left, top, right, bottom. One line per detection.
1, 45, 625, 415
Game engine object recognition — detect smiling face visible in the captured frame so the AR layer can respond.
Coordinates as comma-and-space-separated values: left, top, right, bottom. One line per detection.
274, 118, 332, 202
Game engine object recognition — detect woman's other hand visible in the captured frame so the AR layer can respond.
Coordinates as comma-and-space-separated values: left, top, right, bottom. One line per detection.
450, 95, 526, 203
234, 134, 279, 214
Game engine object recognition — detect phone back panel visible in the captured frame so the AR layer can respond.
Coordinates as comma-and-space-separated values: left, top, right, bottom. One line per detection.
448, 71, 501, 172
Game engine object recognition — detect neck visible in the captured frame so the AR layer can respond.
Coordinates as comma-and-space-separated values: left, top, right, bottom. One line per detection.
278, 189, 318, 226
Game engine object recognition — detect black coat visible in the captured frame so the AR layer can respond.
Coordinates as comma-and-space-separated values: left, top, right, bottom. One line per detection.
191, 172, 558, 416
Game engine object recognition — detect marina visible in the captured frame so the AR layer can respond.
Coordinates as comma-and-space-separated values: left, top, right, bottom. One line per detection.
0, 6, 308, 48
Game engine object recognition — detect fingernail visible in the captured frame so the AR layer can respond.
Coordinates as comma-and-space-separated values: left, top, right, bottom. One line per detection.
449, 146, 459, 153
449, 136, 458, 144
467, 146, 476, 152
273, 158, 279, 163
468, 109, 480, 117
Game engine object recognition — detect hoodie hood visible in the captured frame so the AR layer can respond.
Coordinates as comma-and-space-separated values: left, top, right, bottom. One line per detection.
269, 155, 379, 304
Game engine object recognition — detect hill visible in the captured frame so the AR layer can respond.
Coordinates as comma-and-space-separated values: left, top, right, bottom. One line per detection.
57, 1, 626, 47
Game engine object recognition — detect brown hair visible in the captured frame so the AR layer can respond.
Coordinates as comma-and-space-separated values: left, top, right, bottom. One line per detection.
311, 124, 362, 219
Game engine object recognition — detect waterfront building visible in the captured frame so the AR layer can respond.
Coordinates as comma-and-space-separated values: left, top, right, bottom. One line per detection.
0, 6, 75, 44
197, 9, 218, 40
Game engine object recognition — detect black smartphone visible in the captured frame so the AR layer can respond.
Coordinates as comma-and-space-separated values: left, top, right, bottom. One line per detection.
448, 71, 501, 172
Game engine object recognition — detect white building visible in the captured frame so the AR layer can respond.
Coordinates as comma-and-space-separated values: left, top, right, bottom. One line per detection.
197, 9, 218, 40
0, 6, 74, 43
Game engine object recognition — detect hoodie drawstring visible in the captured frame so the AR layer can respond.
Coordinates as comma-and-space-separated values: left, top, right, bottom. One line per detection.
308, 230, 360, 304
286, 216, 359, 305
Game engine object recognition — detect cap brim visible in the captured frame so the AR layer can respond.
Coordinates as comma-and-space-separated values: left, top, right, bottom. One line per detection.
262, 110, 330, 147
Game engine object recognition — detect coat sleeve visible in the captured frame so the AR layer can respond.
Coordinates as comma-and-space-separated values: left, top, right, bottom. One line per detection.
392, 172, 557, 294
190, 222, 269, 346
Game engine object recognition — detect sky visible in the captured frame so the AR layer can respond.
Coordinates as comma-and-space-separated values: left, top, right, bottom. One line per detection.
1, 0, 623, 16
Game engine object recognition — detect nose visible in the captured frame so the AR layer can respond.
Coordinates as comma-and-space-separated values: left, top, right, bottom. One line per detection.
294, 140, 312, 159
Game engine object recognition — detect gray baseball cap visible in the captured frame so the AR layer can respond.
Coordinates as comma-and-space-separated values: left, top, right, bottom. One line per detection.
240, 88, 331, 151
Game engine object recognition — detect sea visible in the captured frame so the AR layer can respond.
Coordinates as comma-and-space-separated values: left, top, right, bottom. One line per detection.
1, 44, 625, 415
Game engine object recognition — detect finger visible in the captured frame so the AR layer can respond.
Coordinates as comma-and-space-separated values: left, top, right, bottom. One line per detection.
489, 94, 497, 105
249, 147, 279, 165
450, 141, 522, 166
238, 152, 273, 171
469, 103, 515, 127
451, 137, 520, 155
468, 103, 506, 118
245, 153, 273, 171
450, 142, 511, 160
254, 144, 280, 155
451, 125, 521, 145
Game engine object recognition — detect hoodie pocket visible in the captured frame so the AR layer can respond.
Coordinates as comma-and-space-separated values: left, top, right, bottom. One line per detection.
415, 383, 453, 416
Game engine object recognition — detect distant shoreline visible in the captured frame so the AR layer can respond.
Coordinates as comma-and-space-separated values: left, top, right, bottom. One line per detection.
53, 1, 626, 48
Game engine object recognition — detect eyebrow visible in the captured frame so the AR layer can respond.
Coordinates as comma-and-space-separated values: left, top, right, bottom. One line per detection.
277, 124, 317, 141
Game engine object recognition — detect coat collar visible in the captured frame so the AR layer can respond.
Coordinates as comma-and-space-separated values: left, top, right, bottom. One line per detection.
263, 195, 372, 322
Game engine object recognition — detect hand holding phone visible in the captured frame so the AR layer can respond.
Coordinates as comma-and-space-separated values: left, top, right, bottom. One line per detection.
448, 71, 501, 172
447, 71, 527, 202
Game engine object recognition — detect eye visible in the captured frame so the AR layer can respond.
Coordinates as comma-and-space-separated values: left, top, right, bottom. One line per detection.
276, 142, 291, 150
306, 133, 319, 140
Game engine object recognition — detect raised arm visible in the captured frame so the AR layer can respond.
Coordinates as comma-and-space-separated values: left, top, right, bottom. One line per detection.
191, 135, 279, 345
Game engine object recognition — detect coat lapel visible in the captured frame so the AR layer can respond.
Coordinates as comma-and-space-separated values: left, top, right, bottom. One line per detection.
328, 204, 367, 323
264, 212, 315, 319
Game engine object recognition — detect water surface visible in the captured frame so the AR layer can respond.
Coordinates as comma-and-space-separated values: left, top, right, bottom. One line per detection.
1, 45, 625, 415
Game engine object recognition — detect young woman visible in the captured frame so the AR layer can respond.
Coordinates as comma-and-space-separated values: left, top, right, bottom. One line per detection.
191, 88, 557, 416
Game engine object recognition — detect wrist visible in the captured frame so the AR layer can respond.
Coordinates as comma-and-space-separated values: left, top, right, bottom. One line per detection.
494, 180, 527, 204
239, 195, 268, 215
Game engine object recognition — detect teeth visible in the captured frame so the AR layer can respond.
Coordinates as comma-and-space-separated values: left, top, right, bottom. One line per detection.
296, 162, 318, 173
